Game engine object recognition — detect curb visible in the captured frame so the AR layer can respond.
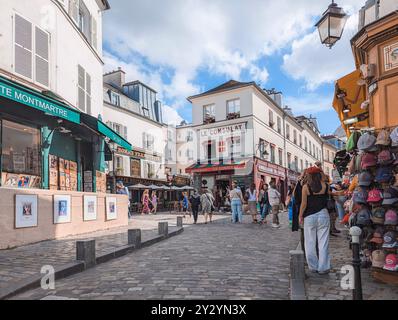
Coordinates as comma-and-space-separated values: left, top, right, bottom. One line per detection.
289, 243, 307, 300
0, 226, 184, 300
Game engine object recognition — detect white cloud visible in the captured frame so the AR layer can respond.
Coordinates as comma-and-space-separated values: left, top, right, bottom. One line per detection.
282, 4, 363, 90
162, 105, 184, 126
284, 93, 334, 116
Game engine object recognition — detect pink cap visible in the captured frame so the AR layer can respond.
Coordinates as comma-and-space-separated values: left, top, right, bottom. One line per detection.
384, 254, 398, 271
361, 153, 377, 169
367, 189, 383, 203
385, 209, 398, 226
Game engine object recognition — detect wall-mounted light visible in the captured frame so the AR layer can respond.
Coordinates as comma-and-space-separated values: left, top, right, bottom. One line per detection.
342, 105, 351, 114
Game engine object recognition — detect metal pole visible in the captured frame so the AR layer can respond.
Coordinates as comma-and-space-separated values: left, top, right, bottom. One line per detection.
350, 227, 363, 300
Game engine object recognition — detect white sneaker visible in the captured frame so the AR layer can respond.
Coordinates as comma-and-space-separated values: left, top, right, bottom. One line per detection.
272, 223, 280, 228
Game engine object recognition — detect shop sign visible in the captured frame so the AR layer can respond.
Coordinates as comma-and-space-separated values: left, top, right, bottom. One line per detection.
0, 79, 80, 124
200, 123, 246, 138
257, 164, 285, 178
117, 146, 161, 162
216, 175, 231, 180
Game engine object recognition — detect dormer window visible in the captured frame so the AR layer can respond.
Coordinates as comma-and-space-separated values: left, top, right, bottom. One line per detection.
227, 99, 240, 120
110, 91, 120, 106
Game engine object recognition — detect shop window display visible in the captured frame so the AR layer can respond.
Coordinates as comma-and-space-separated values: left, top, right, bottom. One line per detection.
1, 119, 41, 188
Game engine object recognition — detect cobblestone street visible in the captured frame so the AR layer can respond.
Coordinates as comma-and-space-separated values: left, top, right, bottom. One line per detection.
11, 213, 299, 300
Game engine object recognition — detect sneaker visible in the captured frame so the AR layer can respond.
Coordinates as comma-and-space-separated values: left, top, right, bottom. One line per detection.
318, 270, 330, 275
272, 223, 280, 228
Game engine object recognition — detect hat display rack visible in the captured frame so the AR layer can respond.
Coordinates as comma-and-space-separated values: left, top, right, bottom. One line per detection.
345, 127, 398, 285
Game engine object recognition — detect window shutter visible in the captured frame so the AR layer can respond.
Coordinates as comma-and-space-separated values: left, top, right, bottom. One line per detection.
35, 27, 49, 87
91, 17, 97, 49
86, 72, 91, 114
123, 126, 128, 140
77, 65, 85, 111
69, 0, 79, 24
14, 14, 33, 79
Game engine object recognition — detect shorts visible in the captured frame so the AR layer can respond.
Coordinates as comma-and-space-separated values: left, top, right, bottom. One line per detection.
248, 201, 257, 215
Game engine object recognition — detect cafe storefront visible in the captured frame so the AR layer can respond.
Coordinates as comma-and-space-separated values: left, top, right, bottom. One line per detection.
254, 157, 287, 201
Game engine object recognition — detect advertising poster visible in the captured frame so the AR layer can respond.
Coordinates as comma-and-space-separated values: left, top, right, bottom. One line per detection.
15, 195, 38, 228
83, 195, 97, 221
53, 195, 71, 224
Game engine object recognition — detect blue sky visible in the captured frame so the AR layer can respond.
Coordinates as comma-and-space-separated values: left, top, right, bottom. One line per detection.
102, 0, 363, 135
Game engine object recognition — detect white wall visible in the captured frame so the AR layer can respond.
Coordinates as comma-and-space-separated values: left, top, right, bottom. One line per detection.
0, 0, 104, 117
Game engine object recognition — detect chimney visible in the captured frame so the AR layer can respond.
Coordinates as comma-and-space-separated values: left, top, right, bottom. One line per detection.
103, 67, 126, 89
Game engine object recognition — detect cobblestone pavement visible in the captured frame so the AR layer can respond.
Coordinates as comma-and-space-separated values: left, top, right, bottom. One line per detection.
305, 228, 398, 300
0, 213, 214, 291
12, 212, 299, 300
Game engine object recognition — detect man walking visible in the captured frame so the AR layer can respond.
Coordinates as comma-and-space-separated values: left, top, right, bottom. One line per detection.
268, 180, 281, 228
258, 183, 271, 224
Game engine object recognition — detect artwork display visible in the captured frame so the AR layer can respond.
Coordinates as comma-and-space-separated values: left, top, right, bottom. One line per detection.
53, 195, 71, 224
49, 155, 58, 188
96, 171, 106, 193
83, 195, 97, 221
106, 197, 117, 220
384, 42, 398, 71
15, 195, 38, 228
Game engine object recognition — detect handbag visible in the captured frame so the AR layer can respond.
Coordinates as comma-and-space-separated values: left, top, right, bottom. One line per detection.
205, 193, 215, 212
327, 194, 336, 212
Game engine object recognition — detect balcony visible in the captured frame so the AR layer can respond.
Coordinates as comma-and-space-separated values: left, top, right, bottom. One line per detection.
203, 116, 216, 125
227, 112, 240, 120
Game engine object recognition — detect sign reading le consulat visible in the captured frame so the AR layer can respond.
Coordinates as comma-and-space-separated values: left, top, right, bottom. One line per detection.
201, 123, 246, 138
0, 80, 80, 124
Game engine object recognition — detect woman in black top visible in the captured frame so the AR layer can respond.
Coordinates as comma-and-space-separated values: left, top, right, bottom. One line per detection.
299, 167, 331, 275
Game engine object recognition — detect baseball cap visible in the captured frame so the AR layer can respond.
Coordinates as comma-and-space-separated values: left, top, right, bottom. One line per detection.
378, 150, 394, 165
361, 153, 377, 169
375, 166, 394, 184
353, 189, 369, 204
376, 129, 391, 146
371, 250, 386, 268
384, 209, 398, 226
356, 207, 372, 226
367, 189, 383, 203
370, 227, 385, 245
382, 188, 398, 206
371, 207, 386, 225
382, 231, 398, 249
357, 133, 377, 152
390, 127, 398, 147
383, 254, 398, 272
358, 171, 373, 187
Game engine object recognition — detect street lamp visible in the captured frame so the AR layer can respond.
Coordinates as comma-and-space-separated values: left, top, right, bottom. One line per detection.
315, 0, 348, 49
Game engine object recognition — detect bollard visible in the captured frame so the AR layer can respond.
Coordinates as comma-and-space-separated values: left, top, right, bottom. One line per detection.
76, 240, 96, 268
350, 227, 363, 300
128, 229, 141, 248
177, 216, 183, 228
158, 222, 169, 237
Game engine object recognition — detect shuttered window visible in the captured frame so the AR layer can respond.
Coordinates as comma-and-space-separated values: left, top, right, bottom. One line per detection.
77, 65, 91, 114
69, 0, 79, 24
14, 14, 49, 87
91, 17, 97, 49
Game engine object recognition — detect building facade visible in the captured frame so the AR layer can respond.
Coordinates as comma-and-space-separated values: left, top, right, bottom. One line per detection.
184, 80, 325, 198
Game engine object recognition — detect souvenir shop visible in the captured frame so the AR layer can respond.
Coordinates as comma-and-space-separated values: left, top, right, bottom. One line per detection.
335, 128, 398, 284
0, 76, 131, 192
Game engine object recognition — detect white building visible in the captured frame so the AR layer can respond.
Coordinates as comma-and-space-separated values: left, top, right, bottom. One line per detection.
182, 80, 325, 198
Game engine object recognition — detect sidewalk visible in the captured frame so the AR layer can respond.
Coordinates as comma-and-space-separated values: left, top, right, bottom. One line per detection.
304, 228, 398, 300
0, 213, 206, 294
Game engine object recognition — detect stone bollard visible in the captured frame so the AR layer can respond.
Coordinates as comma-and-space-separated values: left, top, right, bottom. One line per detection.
128, 229, 141, 248
289, 250, 306, 300
177, 216, 183, 228
158, 222, 169, 237
76, 240, 96, 269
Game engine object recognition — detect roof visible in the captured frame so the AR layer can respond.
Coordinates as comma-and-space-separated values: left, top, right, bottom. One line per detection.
98, 0, 111, 10
123, 80, 158, 94
187, 80, 254, 102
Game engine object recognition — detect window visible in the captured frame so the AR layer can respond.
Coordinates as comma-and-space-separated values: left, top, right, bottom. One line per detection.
167, 130, 173, 142
143, 161, 155, 179
299, 135, 302, 148
269, 110, 274, 128
187, 131, 193, 142
286, 124, 290, 140
293, 130, 297, 145
287, 153, 292, 169
78, 65, 91, 114
69, 0, 97, 49
305, 137, 308, 151
130, 158, 141, 177
203, 104, 215, 124
270, 145, 276, 164
228, 137, 241, 158
143, 133, 155, 151
227, 99, 240, 120
277, 117, 281, 134
305, 160, 309, 169
107, 122, 127, 140
186, 149, 194, 161
14, 14, 49, 87
300, 159, 304, 172
110, 91, 120, 106
1, 120, 42, 186
294, 157, 299, 172
278, 149, 283, 166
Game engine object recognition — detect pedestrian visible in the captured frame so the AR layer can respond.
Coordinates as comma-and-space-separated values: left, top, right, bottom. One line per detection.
229, 181, 244, 223
116, 181, 131, 218
141, 189, 151, 215
268, 180, 282, 228
333, 182, 347, 224
286, 183, 295, 228
201, 187, 215, 224
258, 183, 271, 224
189, 189, 201, 224
151, 191, 158, 214
182, 191, 189, 218
246, 183, 258, 223
299, 166, 331, 275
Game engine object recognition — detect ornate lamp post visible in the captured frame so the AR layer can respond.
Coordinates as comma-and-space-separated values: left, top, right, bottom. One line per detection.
315, 1, 348, 48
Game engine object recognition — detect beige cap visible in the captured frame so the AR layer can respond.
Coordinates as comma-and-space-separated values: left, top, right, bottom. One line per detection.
376, 129, 391, 146
371, 250, 386, 269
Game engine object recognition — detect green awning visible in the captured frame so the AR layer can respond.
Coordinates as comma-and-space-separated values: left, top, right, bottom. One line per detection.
81, 114, 132, 151
0, 76, 80, 124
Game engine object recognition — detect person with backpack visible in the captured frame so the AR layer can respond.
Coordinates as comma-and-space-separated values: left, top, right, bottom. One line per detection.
189, 189, 201, 224
201, 187, 215, 224
268, 180, 282, 228
246, 183, 258, 224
